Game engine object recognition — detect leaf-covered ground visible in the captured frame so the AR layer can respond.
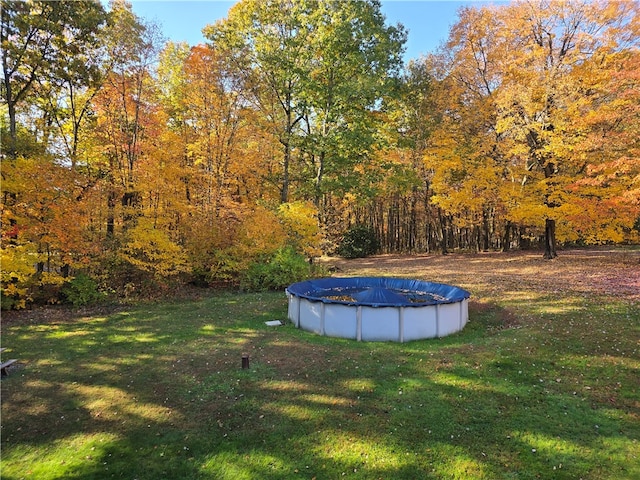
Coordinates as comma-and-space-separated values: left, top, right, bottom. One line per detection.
324, 247, 640, 303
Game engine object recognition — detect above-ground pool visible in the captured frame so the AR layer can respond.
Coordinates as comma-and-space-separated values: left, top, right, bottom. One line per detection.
286, 277, 471, 342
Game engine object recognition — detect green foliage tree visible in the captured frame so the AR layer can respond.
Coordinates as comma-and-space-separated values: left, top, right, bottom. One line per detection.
1, 0, 106, 158
205, 0, 406, 216
205, 0, 313, 204
61, 273, 104, 307
241, 245, 312, 291
297, 0, 406, 214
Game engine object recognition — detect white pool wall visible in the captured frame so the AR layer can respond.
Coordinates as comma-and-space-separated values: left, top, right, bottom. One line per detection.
286, 293, 469, 342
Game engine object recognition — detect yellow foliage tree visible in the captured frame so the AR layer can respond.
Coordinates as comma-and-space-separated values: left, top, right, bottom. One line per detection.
423, 0, 639, 255
1, 242, 36, 309
493, 0, 639, 255
277, 201, 324, 258
233, 205, 287, 262
1, 156, 102, 307
422, 5, 507, 252
119, 218, 190, 278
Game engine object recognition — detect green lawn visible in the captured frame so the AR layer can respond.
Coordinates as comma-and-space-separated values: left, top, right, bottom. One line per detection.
1, 251, 639, 479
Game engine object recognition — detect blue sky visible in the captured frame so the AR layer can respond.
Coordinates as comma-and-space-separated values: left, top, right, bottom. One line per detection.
129, 0, 497, 62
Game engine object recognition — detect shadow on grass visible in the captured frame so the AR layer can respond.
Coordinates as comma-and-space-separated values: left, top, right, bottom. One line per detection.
1, 292, 638, 479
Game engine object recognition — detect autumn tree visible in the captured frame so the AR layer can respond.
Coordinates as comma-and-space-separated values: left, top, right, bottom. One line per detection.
182, 45, 247, 215
205, 0, 405, 212
562, 6, 640, 244
1, 0, 106, 159
415, 0, 639, 256
371, 60, 442, 253
1, 0, 108, 307
417, 5, 507, 253
345, 62, 430, 254
35, 21, 107, 168
4, 0, 639, 306
91, 0, 163, 237
158, 42, 255, 282
494, 0, 640, 257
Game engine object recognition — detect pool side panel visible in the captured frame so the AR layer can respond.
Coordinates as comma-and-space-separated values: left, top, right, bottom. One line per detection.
438, 302, 461, 337
299, 298, 323, 335
324, 303, 358, 340
403, 304, 438, 341
361, 306, 401, 342
287, 293, 301, 327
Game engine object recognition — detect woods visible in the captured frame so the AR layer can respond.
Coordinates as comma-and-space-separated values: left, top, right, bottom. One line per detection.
2, 0, 639, 308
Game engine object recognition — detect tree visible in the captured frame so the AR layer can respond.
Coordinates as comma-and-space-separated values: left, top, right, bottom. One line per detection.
566, 15, 640, 244
420, 5, 507, 253
375, 60, 440, 253
92, 0, 163, 237
494, 0, 639, 257
205, 0, 406, 212
1, 0, 106, 159
1, 156, 102, 306
181, 44, 246, 215
297, 0, 406, 215
417, 0, 639, 256
204, 0, 313, 203
35, 20, 107, 168
1, 0, 108, 307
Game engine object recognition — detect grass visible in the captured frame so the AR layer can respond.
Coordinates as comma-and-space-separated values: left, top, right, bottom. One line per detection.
1, 249, 639, 479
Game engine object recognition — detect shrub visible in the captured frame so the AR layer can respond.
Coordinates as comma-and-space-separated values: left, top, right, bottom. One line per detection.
198, 250, 244, 287
337, 225, 379, 258
241, 246, 312, 292
62, 273, 104, 307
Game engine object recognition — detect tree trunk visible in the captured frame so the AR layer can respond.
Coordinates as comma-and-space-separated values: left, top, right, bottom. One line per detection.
106, 189, 117, 238
314, 150, 324, 209
438, 210, 448, 255
281, 137, 290, 203
482, 209, 490, 251
543, 218, 557, 259
502, 221, 512, 252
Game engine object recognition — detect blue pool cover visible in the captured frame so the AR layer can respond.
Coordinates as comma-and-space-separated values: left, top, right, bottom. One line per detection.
286, 277, 471, 307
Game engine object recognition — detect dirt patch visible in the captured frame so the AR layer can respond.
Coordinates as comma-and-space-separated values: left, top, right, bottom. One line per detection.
320, 247, 640, 303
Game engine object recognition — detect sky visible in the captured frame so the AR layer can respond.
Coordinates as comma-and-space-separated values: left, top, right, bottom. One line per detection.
128, 0, 495, 62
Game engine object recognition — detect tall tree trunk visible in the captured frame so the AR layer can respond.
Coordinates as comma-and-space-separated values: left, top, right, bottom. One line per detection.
5, 97, 17, 159
543, 218, 557, 259
482, 209, 490, 251
409, 194, 417, 253
314, 150, 325, 209
106, 189, 117, 238
280, 137, 290, 203
502, 221, 512, 252
438, 210, 448, 255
